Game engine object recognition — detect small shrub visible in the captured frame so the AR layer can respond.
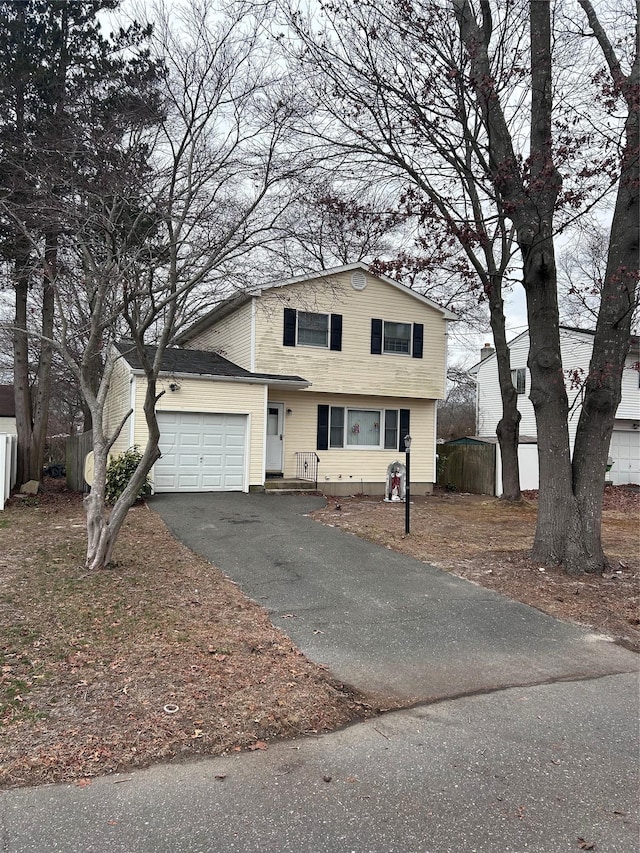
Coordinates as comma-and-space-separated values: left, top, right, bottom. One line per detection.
105, 447, 151, 505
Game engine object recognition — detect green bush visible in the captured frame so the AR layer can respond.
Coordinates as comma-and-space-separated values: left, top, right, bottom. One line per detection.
105, 446, 151, 505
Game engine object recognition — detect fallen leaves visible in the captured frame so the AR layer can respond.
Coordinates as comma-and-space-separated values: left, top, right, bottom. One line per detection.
0, 491, 374, 789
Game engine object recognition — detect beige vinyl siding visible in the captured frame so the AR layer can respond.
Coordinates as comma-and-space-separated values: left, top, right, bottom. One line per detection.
132, 375, 266, 488
272, 390, 436, 488
103, 352, 134, 456
255, 272, 447, 399
188, 299, 253, 369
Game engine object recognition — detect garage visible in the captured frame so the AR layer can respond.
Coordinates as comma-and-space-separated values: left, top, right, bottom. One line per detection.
608, 430, 640, 486
154, 411, 247, 492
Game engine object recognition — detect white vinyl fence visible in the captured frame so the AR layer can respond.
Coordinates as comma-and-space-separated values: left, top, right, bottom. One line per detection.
0, 433, 17, 511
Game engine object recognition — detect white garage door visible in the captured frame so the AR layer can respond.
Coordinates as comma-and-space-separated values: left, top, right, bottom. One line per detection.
155, 412, 246, 492
608, 430, 640, 486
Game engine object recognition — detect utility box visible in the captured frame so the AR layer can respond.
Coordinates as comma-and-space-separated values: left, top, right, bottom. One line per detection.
384, 461, 406, 502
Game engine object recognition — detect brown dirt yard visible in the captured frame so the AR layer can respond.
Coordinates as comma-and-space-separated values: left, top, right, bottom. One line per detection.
0, 482, 637, 790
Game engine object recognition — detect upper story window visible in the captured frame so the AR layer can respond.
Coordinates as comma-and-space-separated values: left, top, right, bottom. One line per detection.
371, 318, 423, 359
511, 367, 526, 395
298, 311, 329, 347
383, 321, 411, 354
283, 308, 342, 351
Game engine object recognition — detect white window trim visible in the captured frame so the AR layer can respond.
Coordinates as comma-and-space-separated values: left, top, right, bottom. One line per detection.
329, 405, 400, 450
511, 367, 526, 395
297, 311, 329, 348
383, 320, 412, 356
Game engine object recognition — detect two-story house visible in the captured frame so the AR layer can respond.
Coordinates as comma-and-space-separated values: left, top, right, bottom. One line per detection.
471, 327, 640, 486
104, 263, 455, 495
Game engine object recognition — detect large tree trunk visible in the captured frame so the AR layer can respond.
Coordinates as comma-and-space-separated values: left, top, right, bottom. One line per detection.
522, 235, 575, 563
567, 46, 639, 573
456, 0, 629, 570
522, 2, 576, 564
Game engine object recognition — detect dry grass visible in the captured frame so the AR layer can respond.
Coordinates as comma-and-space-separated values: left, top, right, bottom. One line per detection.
0, 487, 373, 789
313, 486, 640, 652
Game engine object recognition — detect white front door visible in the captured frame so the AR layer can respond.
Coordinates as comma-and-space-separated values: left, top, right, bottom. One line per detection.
265, 403, 284, 473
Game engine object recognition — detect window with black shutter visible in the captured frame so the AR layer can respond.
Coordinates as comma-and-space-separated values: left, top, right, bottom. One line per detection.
371, 318, 383, 354
316, 404, 329, 450
283, 308, 296, 347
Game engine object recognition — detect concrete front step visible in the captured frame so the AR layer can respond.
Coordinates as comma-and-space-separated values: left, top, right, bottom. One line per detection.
263, 478, 318, 492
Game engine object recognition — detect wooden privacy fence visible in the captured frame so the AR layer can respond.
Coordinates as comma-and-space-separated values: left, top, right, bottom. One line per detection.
66, 430, 93, 492
437, 443, 496, 496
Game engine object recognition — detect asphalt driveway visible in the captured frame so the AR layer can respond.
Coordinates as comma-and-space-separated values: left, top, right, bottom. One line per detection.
150, 492, 638, 703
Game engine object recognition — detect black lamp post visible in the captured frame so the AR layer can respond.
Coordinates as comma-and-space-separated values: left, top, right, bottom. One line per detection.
404, 434, 411, 534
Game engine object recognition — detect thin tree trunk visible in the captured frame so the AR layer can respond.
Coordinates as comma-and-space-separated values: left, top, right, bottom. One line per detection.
84, 377, 161, 570
28, 230, 57, 481
486, 274, 521, 500
13, 247, 33, 487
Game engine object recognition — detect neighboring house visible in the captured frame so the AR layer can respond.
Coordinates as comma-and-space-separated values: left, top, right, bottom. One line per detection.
470, 327, 640, 486
104, 263, 456, 495
0, 385, 16, 435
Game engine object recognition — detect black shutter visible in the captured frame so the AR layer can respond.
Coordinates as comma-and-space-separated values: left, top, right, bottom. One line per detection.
412, 323, 424, 359
371, 318, 382, 354
317, 405, 329, 450
330, 314, 343, 351
399, 409, 410, 451
283, 308, 296, 346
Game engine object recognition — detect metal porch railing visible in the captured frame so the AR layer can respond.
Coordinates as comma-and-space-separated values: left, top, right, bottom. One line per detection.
295, 451, 319, 490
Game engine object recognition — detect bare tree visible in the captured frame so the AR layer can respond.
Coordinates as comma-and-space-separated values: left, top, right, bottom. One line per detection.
0, 0, 161, 485
282, 0, 638, 571
269, 178, 407, 274
557, 223, 609, 329
52, 0, 303, 570
438, 366, 477, 441
453, 0, 638, 572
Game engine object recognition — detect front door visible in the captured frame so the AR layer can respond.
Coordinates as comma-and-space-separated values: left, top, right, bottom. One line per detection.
265, 403, 284, 473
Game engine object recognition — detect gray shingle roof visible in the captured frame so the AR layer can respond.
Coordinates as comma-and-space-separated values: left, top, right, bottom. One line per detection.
114, 342, 309, 386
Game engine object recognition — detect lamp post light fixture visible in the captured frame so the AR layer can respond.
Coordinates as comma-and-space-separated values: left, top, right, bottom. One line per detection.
404, 434, 411, 535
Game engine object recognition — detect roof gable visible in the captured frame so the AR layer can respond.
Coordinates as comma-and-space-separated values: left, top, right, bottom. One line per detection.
469, 325, 639, 374
175, 263, 456, 346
